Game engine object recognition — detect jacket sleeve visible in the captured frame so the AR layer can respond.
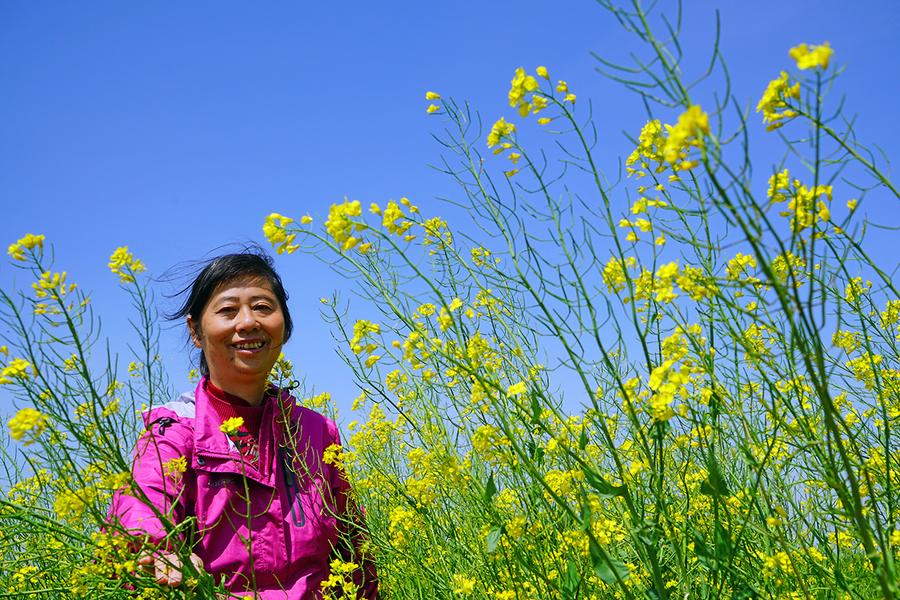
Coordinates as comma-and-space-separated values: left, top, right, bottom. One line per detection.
328, 423, 379, 599
107, 415, 194, 549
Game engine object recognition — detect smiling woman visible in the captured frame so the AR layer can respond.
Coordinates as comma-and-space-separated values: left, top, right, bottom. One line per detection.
106, 248, 378, 598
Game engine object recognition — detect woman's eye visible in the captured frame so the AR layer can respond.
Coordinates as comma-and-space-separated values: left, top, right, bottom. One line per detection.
254, 304, 273, 313
217, 306, 237, 315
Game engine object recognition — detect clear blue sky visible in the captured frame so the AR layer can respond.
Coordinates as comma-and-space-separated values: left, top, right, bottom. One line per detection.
3, 1, 899, 417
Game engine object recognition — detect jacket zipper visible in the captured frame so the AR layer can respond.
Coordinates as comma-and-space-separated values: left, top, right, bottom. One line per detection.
279, 446, 306, 527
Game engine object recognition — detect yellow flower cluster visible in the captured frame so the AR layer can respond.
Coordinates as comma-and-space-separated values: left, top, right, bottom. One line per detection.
388, 504, 420, 548
33, 270, 77, 300
602, 256, 637, 293
350, 319, 380, 355
162, 455, 187, 483
451, 574, 476, 595
626, 105, 709, 176
321, 557, 361, 598
647, 326, 703, 421
425, 90, 442, 114
422, 216, 452, 253
108, 247, 146, 283
54, 485, 97, 521
789, 42, 833, 70
262, 213, 299, 254
661, 105, 709, 169
844, 276, 871, 304
325, 199, 365, 251
0, 357, 32, 384
757, 71, 800, 130
487, 117, 516, 149
7, 233, 45, 261
382, 198, 416, 238
8, 407, 49, 445
220, 416, 245, 435
766, 169, 832, 233
508, 67, 540, 117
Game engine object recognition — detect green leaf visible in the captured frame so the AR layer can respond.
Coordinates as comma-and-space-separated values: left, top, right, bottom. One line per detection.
714, 522, 732, 560
483, 471, 497, 504
583, 467, 625, 498
486, 526, 503, 553
590, 540, 630, 585
559, 559, 580, 599
578, 427, 588, 450
530, 393, 542, 425
699, 455, 731, 497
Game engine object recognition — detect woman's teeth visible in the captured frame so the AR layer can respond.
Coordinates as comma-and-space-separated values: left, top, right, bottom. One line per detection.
234, 341, 265, 350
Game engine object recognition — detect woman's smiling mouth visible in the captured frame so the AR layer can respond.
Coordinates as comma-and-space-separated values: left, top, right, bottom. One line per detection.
233, 340, 266, 351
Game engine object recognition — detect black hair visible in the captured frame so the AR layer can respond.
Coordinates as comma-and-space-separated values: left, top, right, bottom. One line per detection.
169, 246, 293, 377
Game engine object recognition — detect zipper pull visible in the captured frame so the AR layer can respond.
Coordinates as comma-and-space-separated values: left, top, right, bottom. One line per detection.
149, 416, 176, 435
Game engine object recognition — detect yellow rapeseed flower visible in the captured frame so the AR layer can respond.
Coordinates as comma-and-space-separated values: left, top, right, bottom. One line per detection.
426, 104, 440, 114
451, 574, 476, 595
8, 407, 49, 445
507, 381, 527, 396
220, 416, 245, 436
487, 117, 516, 148
789, 42, 833, 70
108, 246, 147, 283
757, 71, 800, 130
0, 358, 32, 384
325, 200, 364, 251
425, 91, 441, 100
508, 67, 539, 113
536, 65, 549, 80
7, 233, 45, 261
263, 213, 299, 254
662, 105, 709, 167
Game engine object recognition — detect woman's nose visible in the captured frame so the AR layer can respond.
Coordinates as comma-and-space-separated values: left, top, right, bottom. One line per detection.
235, 306, 258, 331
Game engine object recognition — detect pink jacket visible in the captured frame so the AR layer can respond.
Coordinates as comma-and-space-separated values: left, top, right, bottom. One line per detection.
108, 378, 378, 599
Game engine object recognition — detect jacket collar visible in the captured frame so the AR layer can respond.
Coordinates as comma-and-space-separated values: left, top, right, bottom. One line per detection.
192, 377, 282, 485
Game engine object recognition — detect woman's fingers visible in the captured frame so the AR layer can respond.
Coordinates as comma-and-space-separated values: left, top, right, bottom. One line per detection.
155, 553, 183, 586
135, 551, 204, 587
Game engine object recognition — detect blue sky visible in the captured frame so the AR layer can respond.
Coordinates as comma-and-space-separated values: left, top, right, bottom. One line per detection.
3, 1, 899, 418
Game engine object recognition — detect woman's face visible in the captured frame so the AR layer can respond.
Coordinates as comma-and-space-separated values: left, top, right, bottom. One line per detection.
187, 277, 286, 393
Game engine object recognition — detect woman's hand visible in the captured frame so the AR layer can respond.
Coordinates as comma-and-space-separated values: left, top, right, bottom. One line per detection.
137, 551, 204, 587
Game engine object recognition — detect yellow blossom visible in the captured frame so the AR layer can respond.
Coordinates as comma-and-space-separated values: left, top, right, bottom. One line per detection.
0, 358, 32, 384
7, 233, 45, 261
487, 117, 516, 148
451, 574, 476, 595
163, 456, 187, 482
662, 105, 709, 167
508, 67, 539, 113
426, 104, 440, 114
220, 417, 245, 435
536, 65, 549, 80
108, 247, 147, 283
507, 381, 527, 396
757, 71, 800, 130
789, 42, 833, 70
8, 407, 49, 445
325, 200, 364, 251
425, 91, 441, 100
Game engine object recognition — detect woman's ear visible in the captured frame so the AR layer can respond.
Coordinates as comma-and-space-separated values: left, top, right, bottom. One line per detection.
187, 316, 202, 348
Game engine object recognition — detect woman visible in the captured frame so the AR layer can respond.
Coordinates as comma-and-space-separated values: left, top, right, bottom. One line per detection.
108, 250, 377, 598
